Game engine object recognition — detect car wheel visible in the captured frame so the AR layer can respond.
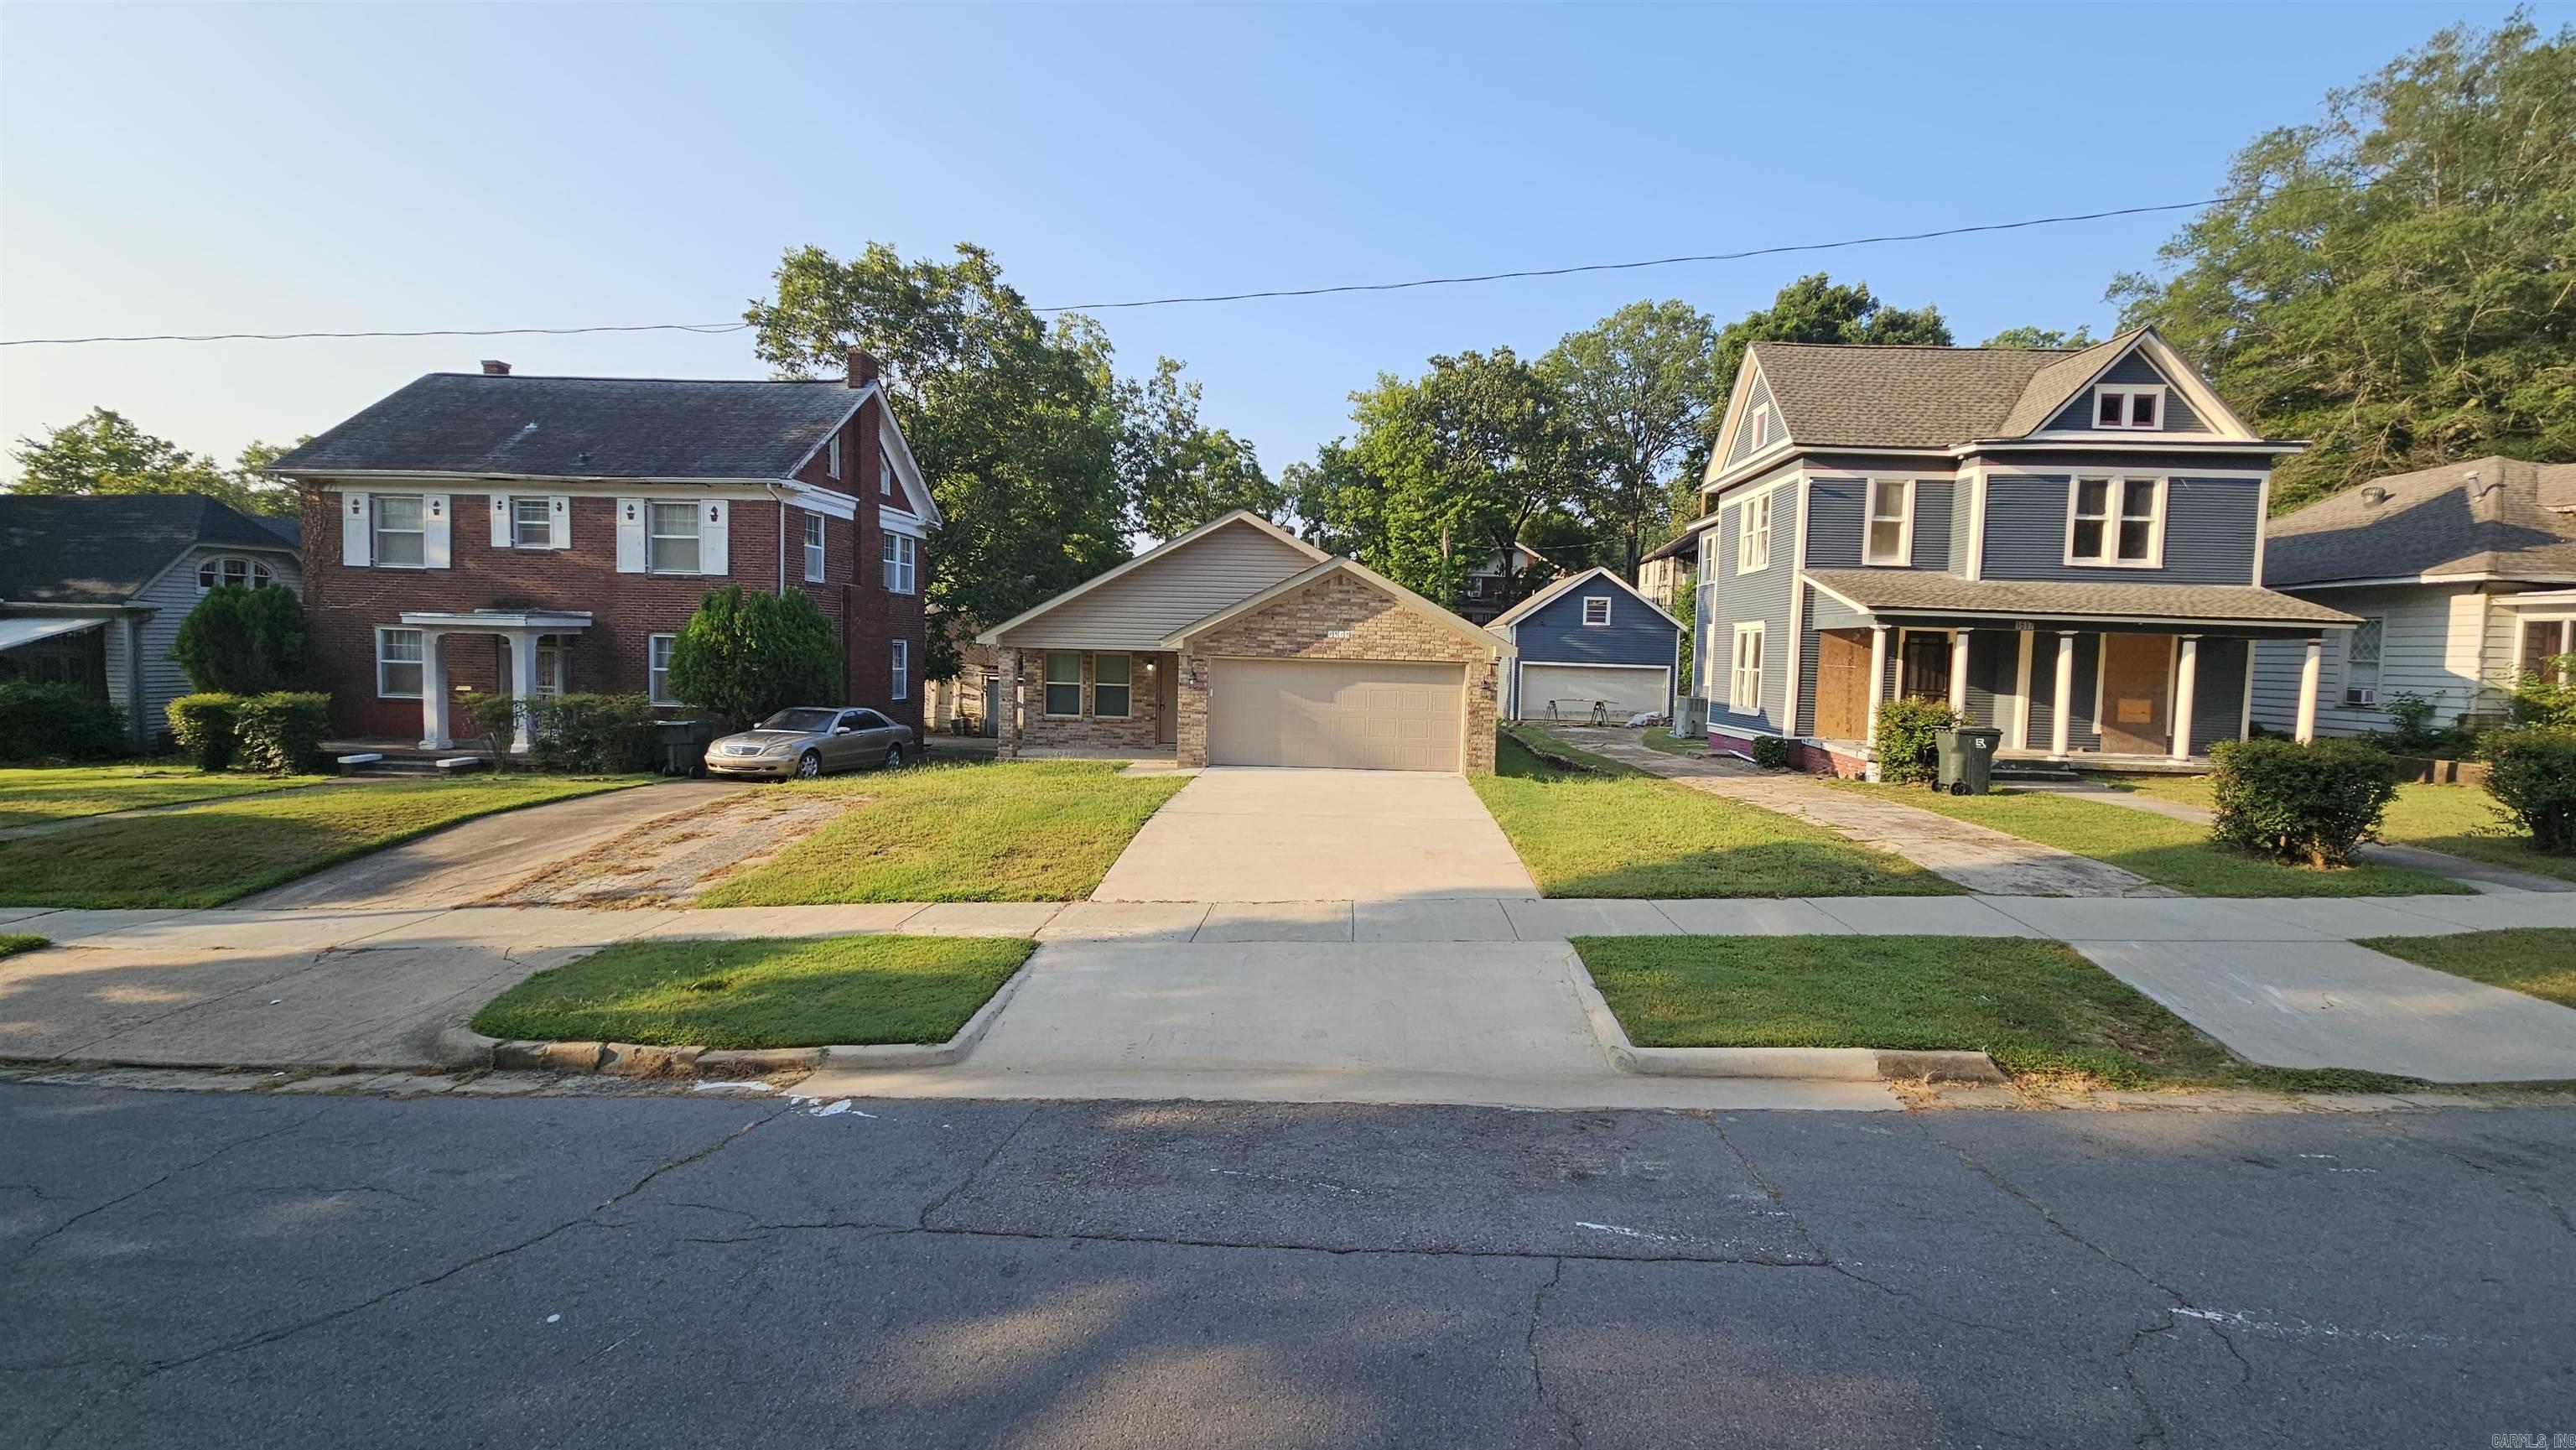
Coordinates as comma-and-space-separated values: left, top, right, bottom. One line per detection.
883, 744, 904, 770
797, 750, 823, 780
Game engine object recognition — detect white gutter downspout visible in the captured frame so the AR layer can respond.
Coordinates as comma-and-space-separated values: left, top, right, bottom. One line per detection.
767, 486, 787, 594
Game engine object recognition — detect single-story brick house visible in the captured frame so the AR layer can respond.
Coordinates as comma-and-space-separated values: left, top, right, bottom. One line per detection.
978, 510, 1512, 773
1488, 566, 1681, 722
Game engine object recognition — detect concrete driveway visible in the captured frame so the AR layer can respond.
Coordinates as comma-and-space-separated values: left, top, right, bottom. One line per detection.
1089, 768, 1538, 903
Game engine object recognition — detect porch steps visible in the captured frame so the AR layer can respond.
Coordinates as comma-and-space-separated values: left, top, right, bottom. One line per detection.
325, 741, 497, 778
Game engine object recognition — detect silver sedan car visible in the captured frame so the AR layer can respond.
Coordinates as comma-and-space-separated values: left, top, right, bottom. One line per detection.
704, 706, 913, 780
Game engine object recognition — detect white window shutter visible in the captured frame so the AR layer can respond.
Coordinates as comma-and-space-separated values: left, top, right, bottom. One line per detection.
340, 492, 371, 566
489, 496, 512, 548
615, 498, 647, 574
423, 494, 452, 569
701, 498, 730, 576
549, 495, 573, 549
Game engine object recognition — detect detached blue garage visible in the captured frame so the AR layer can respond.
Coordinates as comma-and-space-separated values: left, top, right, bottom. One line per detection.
1488, 567, 1682, 722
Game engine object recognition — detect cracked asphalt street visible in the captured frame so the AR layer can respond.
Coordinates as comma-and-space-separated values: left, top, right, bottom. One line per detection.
5, 1084, 2573, 1448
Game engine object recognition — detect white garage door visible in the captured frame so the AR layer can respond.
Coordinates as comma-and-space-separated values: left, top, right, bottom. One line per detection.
1208, 658, 1464, 772
1518, 663, 1670, 721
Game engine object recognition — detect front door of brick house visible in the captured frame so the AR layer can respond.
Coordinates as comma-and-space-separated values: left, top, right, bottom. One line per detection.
2098, 633, 2174, 755
1153, 654, 1177, 746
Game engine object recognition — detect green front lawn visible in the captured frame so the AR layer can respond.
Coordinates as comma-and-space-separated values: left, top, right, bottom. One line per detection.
1576, 934, 2412, 1091
0, 933, 47, 960
0, 775, 640, 908
1842, 783, 2468, 897
2360, 928, 2576, 1011
1472, 735, 1955, 898
471, 934, 1036, 1048
2118, 776, 2576, 886
0, 764, 328, 830
697, 760, 1189, 906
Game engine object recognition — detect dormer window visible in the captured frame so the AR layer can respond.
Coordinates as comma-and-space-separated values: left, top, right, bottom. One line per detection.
2093, 386, 2162, 430
1747, 403, 1774, 451
196, 556, 274, 592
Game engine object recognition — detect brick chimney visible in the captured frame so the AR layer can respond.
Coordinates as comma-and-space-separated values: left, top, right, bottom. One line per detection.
480, 359, 512, 376
846, 349, 880, 388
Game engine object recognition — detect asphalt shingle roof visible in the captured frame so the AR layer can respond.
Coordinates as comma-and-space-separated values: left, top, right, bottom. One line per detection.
1744, 329, 2148, 450
267, 373, 867, 481
0, 494, 298, 605
1805, 568, 2357, 626
2263, 455, 2576, 588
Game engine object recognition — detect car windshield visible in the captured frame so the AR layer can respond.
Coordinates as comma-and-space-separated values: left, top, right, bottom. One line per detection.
758, 709, 839, 733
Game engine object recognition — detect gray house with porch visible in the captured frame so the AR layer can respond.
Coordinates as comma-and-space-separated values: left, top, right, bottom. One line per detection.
1682, 327, 2358, 776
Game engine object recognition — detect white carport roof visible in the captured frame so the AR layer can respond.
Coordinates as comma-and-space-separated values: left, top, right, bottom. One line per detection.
0, 616, 105, 650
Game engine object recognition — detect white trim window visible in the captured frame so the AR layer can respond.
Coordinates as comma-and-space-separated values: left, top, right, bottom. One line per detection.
647, 633, 679, 706
1865, 479, 1913, 566
647, 502, 701, 574
2344, 617, 2385, 705
2067, 476, 2163, 567
376, 627, 423, 699
881, 531, 917, 594
1745, 402, 1774, 454
511, 496, 553, 548
891, 639, 911, 701
1581, 595, 1613, 627
1736, 491, 1773, 574
826, 434, 843, 480
196, 556, 274, 592
1729, 623, 1765, 715
373, 494, 426, 568
1043, 652, 1081, 716
2092, 385, 2164, 430
1092, 652, 1130, 717
802, 515, 826, 582
879, 455, 895, 498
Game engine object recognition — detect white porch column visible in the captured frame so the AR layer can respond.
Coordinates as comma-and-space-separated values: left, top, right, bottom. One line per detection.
2050, 631, 2076, 759
507, 629, 539, 753
1864, 624, 1890, 747
1947, 627, 1972, 717
2172, 636, 2199, 760
418, 630, 450, 750
2295, 637, 2323, 743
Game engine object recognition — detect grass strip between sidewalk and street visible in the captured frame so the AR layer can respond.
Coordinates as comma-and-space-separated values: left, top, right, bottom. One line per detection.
0, 933, 47, 960
1574, 934, 2414, 1092
471, 934, 1037, 1049
0, 764, 329, 830
2359, 928, 2576, 1011
1474, 734, 1956, 898
0, 775, 641, 909
2116, 775, 2576, 886
1836, 782, 2468, 897
697, 759, 1191, 906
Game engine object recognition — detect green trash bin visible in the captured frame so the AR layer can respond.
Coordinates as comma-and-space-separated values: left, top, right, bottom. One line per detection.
652, 718, 714, 777
1934, 726, 2002, 796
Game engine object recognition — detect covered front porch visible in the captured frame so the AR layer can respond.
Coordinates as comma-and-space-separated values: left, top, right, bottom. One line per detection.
400, 608, 595, 752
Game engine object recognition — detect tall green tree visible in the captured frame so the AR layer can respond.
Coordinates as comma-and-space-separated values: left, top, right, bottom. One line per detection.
745, 242, 1131, 675
8, 408, 299, 517
666, 585, 843, 728
1117, 356, 1284, 538
2111, 17, 2576, 508
1540, 299, 1724, 578
1282, 439, 1383, 559
1981, 325, 2098, 349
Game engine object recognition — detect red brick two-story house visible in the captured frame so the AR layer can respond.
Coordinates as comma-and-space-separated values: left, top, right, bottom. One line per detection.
267, 351, 936, 751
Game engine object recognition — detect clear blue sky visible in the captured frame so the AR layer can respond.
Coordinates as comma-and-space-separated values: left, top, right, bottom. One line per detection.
0, 1, 2541, 498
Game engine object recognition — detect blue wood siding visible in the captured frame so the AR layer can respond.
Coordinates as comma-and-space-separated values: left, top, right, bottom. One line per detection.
1910, 480, 1953, 570
1803, 476, 1861, 569
1948, 479, 1975, 573
1979, 473, 2261, 585
2042, 350, 2210, 433
1723, 371, 1780, 466
2190, 637, 2249, 748
2022, 632, 2102, 751
1707, 488, 1794, 735
1509, 585, 1677, 668
1964, 630, 2013, 730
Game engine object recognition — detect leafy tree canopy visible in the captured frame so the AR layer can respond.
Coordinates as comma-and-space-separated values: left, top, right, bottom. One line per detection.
2111, 16, 2575, 509
8, 408, 300, 517
171, 585, 307, 694
666, 585, 844, 730
1117, 356, 1285, 539
1712, 273, 1954, 409
1981, 325, 2099, 349
1539, 299, 1724, 573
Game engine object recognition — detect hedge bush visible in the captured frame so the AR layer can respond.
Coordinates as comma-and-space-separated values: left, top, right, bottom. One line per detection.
2485, 729, 2576, 853
233, 692, 331, 775
171, 585, 306, 694
1874, 699, 1961, 785
165, 693, 241, 772
526, 694, 657, 773
2208, 737, 2399, 868
1749, 735, 1792, 770
0, 680, 127, 762
666, 585, 842, 729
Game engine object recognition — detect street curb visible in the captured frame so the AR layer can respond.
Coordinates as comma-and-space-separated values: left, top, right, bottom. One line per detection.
429, 958, 1039, 1079
1561, 951, 2007, 1084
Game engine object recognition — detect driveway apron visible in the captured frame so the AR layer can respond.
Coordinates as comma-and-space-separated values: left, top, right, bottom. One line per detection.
1088, 767, 1539, 903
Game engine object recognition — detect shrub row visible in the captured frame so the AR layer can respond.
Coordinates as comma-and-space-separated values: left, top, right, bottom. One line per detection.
2209, 737, 2399, 868
0, 681, 128, 762
162, 691, 331, 775
463, 693, 657, 774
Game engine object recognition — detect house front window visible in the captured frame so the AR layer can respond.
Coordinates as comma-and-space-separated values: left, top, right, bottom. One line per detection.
1043, 652, 1081, 716
648, 502, 700, 574
373, 495, 426, 568
803, 515, 826, 582
377, 627, 423, 698
826, 434, 843, 479
196, 556, 273, 592
2068, 476, 2161, 566
891, 639, 910, 701
1093, 652, 1131, 717
2523, 619, 2574, 682
882, 532, 917, 594
512, 497, 553, 548
1865, 479, 1912, 565
1746, 402, 1774, 452
880, 455, 894, 497
1737, 491, 1772, 573
2094, 386, 2162, 429
1729, 623, 1764, 714
647, 633, 678, 705
2345, 617, 2385, 704
534, 635, 568, 697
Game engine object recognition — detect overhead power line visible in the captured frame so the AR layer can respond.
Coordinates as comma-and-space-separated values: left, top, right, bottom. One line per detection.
0, 191, 2250, 347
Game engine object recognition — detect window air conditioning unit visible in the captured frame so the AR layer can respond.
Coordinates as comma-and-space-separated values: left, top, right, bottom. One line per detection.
2344, 688, 2378, 707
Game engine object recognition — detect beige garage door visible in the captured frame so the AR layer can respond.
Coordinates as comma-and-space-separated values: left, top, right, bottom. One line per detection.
1518, 663, 1671, 721
1208, 658, 1464, 772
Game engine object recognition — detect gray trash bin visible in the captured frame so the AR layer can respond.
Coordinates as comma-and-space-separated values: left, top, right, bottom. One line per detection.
652, 718, 714, 777
1934, 727, 2002, 796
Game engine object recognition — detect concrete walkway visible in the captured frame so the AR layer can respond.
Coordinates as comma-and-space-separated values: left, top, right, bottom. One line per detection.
1089, 767, 1539, 902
